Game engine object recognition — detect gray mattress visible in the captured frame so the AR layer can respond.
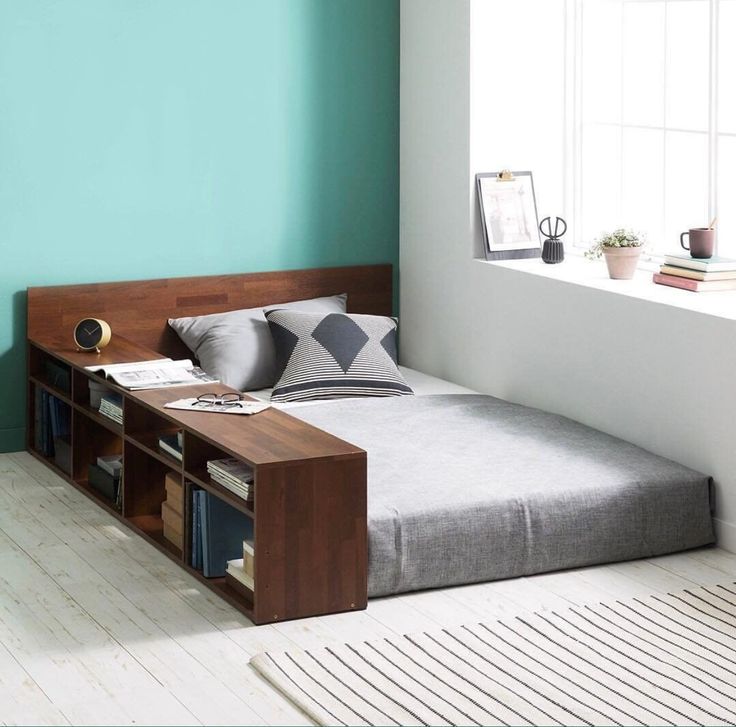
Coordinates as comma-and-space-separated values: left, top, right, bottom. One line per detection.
289, 394, 715, 597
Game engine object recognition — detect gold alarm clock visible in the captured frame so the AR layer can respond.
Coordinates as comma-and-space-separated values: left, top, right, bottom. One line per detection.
73, 318, 112, 353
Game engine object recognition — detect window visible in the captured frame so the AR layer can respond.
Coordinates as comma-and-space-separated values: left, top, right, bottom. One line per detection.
572, 0, 735, 257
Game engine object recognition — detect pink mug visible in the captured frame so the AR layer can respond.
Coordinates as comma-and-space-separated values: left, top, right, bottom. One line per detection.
680, 228, 715, 259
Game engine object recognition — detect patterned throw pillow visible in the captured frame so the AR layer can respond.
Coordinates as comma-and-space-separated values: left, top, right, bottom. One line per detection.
265, 310, 414, 403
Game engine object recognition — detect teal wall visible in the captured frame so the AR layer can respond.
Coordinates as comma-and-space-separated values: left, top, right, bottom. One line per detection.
0, 0, 399, 452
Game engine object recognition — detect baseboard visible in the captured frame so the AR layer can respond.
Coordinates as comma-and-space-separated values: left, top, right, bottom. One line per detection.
0, 427, 24, 454
714, 517, 736, 554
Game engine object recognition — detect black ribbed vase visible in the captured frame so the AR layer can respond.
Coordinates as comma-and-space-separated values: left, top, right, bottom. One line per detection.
542, 239, 564, 264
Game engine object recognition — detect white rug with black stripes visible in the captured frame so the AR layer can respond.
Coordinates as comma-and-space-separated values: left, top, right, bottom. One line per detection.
250, 583, 736, 726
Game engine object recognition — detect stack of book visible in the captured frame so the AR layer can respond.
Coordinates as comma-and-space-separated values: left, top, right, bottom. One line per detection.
226, 540, 255, 593
34, 385, 72, 473
207, 458, 254, 503
158, 432, 183, 462
99, 393, 123, 425
654, 254, 736, 292
161, 471, 183, 550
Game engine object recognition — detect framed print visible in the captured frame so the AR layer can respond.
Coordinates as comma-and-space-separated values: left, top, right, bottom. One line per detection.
476, 171, 541, 260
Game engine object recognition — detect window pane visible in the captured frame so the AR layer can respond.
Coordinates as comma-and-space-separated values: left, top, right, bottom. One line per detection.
622, 1, 665, 127
666, 1, 709, 131
717, 135, 736, 257
719, 0, 736, 133
664, 131, 709, 254
581, 0, 622, 124
581, 125, 622, 243
621, 127, 664, 247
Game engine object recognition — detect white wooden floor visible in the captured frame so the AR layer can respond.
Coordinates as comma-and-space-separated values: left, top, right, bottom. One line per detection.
1, 451, 735, 726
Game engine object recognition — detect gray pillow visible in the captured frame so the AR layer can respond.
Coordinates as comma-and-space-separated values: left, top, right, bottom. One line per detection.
169, 294, 347, 391
265, 309, 413, 403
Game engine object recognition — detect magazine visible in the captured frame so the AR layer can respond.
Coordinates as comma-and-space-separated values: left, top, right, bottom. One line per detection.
164, 398, 270, 416
85, 358, 218, 390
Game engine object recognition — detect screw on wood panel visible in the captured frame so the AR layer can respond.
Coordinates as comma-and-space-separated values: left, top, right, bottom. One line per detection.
273, 614, 278, 620
350, 603, 355, 608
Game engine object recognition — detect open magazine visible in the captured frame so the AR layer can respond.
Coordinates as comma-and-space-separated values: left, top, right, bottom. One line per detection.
85, 358, 218, 390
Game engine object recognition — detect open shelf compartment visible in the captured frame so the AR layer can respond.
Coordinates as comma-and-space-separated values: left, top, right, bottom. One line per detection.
28, 345, 72, 401
72, 414, 123, 510
123, 441, 183, 559
183, 432, 254, 517
28, 380, 73, 476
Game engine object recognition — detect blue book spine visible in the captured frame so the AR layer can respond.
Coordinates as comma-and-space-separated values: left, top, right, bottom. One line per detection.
191, 488, 197, 568
49, 397, 59, 440
200, 492, 211, 576
34, 385, 43, 452
192, 489, 202, 570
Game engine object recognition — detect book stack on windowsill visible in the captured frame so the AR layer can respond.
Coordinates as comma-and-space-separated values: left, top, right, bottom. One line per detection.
653, 254, 736, 292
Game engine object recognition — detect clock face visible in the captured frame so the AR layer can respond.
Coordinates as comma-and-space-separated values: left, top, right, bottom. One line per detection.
74, 318, 105, 350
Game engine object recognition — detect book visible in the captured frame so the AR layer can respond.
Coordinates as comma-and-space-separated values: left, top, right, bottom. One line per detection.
34, 384, 43, 453
99, 393, 124, 424
653, 272, 736, 292
48, 395, 72, 439
206, 458, 254, 502
165, 471, 183, 514
163, 522, 183, 550
243, 539, 254, 578
200, 491, 254, 578
662, 254, 736, 272
191, 488, 204, 570
85, 358, 218, 390
97, 454, 122, 478
161, 501, 182, 537
226, 558, 254, 591
40, 390, 53, 456
660, 265, 736, 282
88, 463, 120, 501
158, 433, 183, 462
225, 570, 254, 601
44, 359, 71, 394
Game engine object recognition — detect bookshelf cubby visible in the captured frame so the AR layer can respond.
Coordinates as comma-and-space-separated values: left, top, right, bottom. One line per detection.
26, 335, 367, 624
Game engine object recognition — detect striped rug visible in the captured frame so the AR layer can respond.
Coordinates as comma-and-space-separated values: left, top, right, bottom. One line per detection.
250, 583, 736, 726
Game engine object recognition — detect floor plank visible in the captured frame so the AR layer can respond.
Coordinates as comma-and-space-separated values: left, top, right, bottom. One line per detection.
1, 451, 734, 726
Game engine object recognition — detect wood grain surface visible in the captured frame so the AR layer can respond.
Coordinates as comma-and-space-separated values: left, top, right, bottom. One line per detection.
27, 264, 393, 359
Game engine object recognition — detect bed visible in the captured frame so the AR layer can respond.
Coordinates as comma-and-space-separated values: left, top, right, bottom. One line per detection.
250, 367, 715, 597
28, 265, 716, 600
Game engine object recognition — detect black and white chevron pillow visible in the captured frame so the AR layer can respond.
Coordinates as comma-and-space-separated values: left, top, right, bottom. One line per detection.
264, 310, 413, 403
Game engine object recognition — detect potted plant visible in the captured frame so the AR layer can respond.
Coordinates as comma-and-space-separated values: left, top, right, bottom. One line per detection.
585, 229, 645, 280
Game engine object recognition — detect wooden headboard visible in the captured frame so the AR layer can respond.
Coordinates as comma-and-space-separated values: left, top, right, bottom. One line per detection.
27, 264, 393, 359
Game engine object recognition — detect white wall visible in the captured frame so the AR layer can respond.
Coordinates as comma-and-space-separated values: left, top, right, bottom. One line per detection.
471, 0, 567, 253
400, 0, 736, 550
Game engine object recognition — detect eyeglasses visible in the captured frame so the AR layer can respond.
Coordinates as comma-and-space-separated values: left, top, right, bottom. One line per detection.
191, 393, 245, 408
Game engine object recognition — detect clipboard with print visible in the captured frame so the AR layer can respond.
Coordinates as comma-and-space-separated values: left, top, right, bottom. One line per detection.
476, 170, 541, 260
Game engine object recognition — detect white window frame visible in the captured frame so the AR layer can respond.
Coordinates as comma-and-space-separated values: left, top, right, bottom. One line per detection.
567, 0, 721, 259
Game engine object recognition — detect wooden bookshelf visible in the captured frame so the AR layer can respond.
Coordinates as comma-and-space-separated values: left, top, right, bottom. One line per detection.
26, 335, 368, 624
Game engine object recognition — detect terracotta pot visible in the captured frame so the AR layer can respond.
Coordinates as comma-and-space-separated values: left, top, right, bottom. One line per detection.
602, 246, 642, 280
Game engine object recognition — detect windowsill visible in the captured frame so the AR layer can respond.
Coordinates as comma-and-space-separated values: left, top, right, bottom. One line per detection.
476, 255, 736, 322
